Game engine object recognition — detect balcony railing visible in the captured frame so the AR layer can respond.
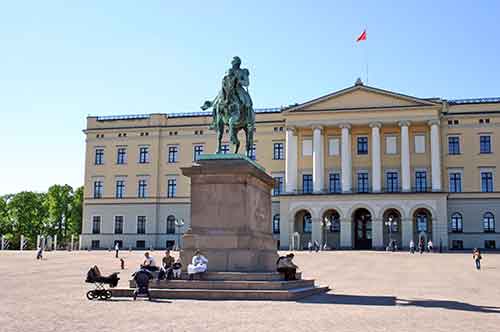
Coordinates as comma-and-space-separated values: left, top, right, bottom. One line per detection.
274, 187, 437, 196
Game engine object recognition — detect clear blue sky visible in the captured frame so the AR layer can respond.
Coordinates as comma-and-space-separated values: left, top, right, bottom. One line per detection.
1, 1, 499, 195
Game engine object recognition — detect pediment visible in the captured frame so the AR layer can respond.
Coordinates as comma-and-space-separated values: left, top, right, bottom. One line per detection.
286, 84, 437, 112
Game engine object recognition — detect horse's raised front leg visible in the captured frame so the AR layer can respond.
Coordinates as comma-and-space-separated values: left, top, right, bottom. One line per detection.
245, 124, 254, 158
216, 121, 224, 154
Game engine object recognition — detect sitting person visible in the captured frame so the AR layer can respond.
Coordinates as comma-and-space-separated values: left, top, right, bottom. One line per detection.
141, 252, 158, 272
187, 250, 208, 280
157, 250, 175, 280
276, 253, 298, 281
172, 257, 182, 279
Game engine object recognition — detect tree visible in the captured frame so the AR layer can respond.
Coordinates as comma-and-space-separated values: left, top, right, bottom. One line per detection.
0, 195, 11, 235
46, 184, 74, 242
7, 191, 48, 248
69, 186, 83, 236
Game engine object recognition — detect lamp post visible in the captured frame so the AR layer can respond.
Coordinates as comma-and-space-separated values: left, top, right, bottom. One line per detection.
384, 215, 397, 251
322, 216, 332, 250
175, 218, 185, 251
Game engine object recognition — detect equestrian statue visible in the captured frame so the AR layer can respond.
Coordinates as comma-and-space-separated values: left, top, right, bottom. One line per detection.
201, 56, 256, 155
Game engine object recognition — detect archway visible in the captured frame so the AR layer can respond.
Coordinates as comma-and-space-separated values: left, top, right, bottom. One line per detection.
322, 209, 341, 249
413, 208, 433, 246
352, 208, 372, 249
293, 209, 312, 250
382, 209, 402, 249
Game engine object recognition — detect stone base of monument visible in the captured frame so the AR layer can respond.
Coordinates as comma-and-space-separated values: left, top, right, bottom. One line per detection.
113, 155, 329, 300
112, 272, 329, 300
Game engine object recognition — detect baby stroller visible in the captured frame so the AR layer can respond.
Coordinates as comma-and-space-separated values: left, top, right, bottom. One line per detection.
132, 268, 154, 301
85, 265, 120, 300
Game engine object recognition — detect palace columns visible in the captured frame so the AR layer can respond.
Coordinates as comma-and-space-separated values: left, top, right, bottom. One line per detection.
311, 217, 323, 246
372, 218, 384, 249
370, 122, 382, 192
312, 126, 324, 193
285, 127, 298, 193
340, 218, 352, 248
429, 120, 442, 191
340, 124, 352, 192
402, 218, 413, 248
399, 121, 411, 192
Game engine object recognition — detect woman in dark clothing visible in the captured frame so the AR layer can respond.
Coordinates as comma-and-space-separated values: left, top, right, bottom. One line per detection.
276, 253, 298, 281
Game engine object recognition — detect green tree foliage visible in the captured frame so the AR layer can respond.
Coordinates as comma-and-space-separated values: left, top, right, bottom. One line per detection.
46, 184, 74, 241
69, 186, 83, 236
0, 195, 11, 235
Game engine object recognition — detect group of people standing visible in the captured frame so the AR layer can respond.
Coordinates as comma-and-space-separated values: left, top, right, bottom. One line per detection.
409, 239, 434, 254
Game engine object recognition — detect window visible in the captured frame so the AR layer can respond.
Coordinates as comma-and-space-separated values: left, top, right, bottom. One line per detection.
416, 213, 428, 233
272, 214, 280, 234
114, 216, 123, 234
481, 171, 494, 192
137, 216, 146, 234
329, 173, 341, 193
248, 144, 256, 160
451, 240, 463, 249
451, 213, 463, 233
480, 135, 491, 154
221, 144, 230, 154
329, 138, 340, 156
166, 215, 176, 234
273, 143, 284, 160
168, 146, 179, 163
485, 240, 496, 249
386, 172, 399, 192
357, 137, 368, 155
95, 148, 104, 165
193, 145, 204, 161
93, 181, 103, 199
136, 240, 145, 249
116, 148, 127, 164
167, 179, 176, 198
303, 212, 312, 233
273, 176, 283, 196
448, 136, 460, 155
414, 135, 426, 154
92, 216, 101, 234
386, 136, 397, 154
139, 147, 149, 163
357, 172, 369, 192
483, 212, 495, 232
449, 172, 462, 193
302, 139, 312, 156
91, 240, 100, 249
302, 174, 313, 193
138, 179, 147, 198
415, 171, 427, 192
115, 180, 125, 199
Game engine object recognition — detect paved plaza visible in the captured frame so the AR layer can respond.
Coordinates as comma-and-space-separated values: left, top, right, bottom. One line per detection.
1, 250, 499, 332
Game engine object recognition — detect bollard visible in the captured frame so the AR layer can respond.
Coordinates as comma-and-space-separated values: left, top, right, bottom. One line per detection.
1, 235, 4, 250
70, 235, 74, 251
20, 235, 25, 251
53, 235, 57, 251
78, 235, 82, 251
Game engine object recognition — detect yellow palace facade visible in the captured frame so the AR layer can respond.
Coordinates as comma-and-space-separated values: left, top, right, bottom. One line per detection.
81, 80, 500, 251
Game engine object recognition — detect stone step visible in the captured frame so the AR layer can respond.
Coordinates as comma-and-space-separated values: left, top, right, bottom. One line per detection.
129, 279, 315, 290
111, 285, 330, 301
145, 271, 301, 281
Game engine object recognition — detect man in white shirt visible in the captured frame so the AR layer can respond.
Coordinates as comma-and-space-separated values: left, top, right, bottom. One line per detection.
141, 252, 158, 271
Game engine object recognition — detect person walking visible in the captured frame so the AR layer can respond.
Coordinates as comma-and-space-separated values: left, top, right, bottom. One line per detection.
427, 240, 433, 253
114, 243, 120, 258
314, 240, 320, 252
473, 248, 482, 270
418, 239, 424, 254
307, 241, 313, 252
36, 246, 43, 260
409, 240, 415, 254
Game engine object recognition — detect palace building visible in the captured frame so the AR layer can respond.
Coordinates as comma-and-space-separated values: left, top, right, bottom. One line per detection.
81, 80, 500, 251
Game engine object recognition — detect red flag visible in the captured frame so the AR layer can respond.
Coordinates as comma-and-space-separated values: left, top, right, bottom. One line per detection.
356, 30, 367, 42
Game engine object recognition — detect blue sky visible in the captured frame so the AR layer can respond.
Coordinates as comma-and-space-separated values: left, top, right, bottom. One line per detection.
1, 1, 499, 195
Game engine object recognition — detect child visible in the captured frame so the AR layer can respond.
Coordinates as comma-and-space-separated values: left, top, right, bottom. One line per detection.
172, 258, 182, 279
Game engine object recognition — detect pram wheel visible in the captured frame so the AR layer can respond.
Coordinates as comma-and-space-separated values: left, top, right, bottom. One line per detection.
99, 290, 112, 300
86, 290, 97, 300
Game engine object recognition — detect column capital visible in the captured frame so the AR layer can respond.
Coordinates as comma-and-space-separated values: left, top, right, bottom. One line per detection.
398, 120, 411, 127
369, 122, 382, 129
428, 119, 440, 126
285, 126, 297, 135
339, 123, 351, 129
312, 125, 324, 133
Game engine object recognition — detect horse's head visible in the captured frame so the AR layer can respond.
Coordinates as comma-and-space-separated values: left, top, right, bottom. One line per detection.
200, 100, 212, 110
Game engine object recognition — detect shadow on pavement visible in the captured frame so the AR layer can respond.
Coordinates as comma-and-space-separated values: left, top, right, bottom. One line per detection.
300, 293, 500, 313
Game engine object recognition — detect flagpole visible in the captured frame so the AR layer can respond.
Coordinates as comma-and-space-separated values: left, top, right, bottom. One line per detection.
364, 27, 368, 84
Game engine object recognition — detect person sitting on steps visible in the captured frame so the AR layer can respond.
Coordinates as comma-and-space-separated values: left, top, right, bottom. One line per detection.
276, 253, 298, 281
187, 250, 208, 280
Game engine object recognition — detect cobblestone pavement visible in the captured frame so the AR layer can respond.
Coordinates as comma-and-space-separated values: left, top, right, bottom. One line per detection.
1, 250, 499, 332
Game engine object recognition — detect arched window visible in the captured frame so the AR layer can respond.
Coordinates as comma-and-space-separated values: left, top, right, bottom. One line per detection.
272, 214, 280, 234
326, 212, 340, 232
483, 212, 495, 233
303, 212, 312, 233
451, 213, 463, 233
166, 215, 176, 234
416, 212, 428, 233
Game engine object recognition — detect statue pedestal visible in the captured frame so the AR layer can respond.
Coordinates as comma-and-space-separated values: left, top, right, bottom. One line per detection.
180, 154, 278, 272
